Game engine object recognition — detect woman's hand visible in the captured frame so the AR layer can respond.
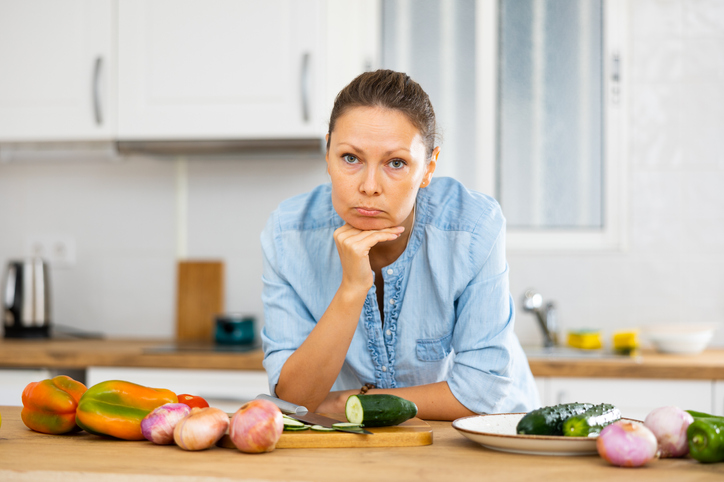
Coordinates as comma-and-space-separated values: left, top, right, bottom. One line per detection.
334, 223, 404, 292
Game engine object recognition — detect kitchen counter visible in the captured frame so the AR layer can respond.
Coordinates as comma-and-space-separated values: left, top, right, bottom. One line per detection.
0, 338, 264, 371
2, 338, 724, 379
0, 406, 722, 482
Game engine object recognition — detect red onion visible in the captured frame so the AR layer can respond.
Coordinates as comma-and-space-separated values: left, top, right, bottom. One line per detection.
141, 403, 191, 444
597, 421, 658, 467
644, 406, 694, 458
229, 399, 283, 453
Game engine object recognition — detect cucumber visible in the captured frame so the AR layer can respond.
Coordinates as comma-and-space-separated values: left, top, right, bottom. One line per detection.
310, 425, 336, 432
345, 394, 418, 427
562, 403, 621, 437
516, 402, 594, 435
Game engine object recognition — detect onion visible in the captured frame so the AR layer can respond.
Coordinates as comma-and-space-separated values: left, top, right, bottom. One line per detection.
644, 406, 694, 458
597, 421, 658, 467
173, 407, 230, 451
229, 399, 283, 453
141, 403, 192, 444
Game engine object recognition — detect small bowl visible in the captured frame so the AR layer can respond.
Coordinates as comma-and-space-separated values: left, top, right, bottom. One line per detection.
640, 323, 718, 355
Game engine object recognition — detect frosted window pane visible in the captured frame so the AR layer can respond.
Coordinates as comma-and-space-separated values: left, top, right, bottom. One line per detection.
381, 0, 476, 182
498, 0, 603, 229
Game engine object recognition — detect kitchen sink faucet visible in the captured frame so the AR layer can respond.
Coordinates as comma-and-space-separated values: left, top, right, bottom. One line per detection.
522, 290, 558, 348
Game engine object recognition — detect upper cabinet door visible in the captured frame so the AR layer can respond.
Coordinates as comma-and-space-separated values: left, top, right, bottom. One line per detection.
0, 0, 114, 142
118, 0, 324, 140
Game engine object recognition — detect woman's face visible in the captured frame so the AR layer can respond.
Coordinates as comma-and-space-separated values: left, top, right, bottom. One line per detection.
326, 106, 438, 231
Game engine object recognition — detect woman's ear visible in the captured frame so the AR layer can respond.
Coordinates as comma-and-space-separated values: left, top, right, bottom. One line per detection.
420, 147, 440, 188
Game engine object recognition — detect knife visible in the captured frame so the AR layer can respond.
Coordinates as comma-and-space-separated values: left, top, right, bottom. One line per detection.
255, 394, 372, 435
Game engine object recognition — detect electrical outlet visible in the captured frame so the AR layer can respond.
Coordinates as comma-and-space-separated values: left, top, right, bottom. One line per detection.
24, 235, 76, 268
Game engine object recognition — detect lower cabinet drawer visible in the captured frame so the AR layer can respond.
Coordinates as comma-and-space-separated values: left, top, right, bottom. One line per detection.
87, 367, 270, 413
0, 368, 53, 406
538, 377, 713, 421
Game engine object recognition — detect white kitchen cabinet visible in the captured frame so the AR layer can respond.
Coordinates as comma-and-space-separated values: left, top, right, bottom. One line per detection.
0, 369, 52, 406
0, 0, 115, 142
714, 381, 724, 416
537, 377, 714, 421
87, 367, 270, 413
117, 0, 326, 140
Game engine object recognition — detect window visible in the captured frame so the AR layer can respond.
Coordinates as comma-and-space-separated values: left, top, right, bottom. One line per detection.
381, 0, 628, 251
479, 0, 628, 250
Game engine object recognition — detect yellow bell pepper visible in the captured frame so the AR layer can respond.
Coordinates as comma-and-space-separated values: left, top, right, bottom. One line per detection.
21, 375, 87, 434
75, 380, 177, 440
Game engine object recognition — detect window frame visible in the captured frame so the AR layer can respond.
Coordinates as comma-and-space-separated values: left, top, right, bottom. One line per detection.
476, 0, 629, 252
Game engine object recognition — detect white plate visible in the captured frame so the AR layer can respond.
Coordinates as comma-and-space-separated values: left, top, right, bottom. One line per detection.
453, 413, 600, 456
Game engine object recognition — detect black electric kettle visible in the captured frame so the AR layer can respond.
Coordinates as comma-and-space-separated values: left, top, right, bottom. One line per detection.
3, 257, 51, 338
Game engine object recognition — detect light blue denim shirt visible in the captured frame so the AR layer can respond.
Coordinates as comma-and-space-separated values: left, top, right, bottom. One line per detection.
260, 177, 539, 414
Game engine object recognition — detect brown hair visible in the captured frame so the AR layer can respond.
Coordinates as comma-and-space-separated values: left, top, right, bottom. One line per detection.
327, 69, 438, 158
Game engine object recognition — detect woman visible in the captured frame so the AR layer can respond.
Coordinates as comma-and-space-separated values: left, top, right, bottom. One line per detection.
261, 70, 538, 420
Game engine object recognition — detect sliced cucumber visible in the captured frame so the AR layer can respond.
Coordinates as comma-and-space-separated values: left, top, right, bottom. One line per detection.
332, 422, 363, 428
310, 425, 336, 432
282, 418, 306, 427
345, 394, 418, 427
283, 424, 311, 431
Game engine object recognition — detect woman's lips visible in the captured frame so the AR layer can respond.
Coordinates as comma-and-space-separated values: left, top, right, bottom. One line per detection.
355, 207, 382, 216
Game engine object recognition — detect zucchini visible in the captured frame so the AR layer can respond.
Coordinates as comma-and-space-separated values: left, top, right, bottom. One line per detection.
516, 402, 594, 435
562, 403, 621, 437
345, 394, 418, 427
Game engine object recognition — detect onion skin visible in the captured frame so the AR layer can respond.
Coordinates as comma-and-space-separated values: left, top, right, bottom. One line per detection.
173, 407, 230, 451
141, 403, 191, 444
229, 399, 283, 453
644, 406, 694, 458
597, 421, 658, 467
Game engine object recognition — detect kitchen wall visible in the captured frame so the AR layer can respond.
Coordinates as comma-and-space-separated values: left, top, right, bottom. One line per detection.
1, 0, 723, 346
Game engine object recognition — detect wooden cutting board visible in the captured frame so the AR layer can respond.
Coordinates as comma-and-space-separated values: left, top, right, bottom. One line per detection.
175, 260, 224, 341
218, 416, 433, 449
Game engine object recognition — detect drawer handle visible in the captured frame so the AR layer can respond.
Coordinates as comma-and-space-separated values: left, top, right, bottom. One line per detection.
300, 52, 311, 123
92, 56, 103, 125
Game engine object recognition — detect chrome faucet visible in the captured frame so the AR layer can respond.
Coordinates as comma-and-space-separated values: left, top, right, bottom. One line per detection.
522, 289, 558, 347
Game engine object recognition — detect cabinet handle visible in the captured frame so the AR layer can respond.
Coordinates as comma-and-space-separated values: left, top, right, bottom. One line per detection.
92, 56, 103, 125
300, 52, 311, 123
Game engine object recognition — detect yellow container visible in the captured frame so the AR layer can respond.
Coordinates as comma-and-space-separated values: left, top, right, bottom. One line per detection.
613, 330, 639, 355
567, 330, 602, 350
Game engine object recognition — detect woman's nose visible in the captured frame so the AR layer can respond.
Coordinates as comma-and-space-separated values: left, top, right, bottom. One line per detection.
359, 167, 381, 195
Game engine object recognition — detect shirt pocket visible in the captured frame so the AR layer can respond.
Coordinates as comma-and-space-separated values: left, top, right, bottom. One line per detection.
416, 333, 453, 362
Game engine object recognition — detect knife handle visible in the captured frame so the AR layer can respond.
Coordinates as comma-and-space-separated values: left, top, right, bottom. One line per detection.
255, 394, 309, 415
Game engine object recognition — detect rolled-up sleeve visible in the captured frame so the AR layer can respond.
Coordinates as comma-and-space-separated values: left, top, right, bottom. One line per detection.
447, 221, 539, 414
259, 214, 316, 396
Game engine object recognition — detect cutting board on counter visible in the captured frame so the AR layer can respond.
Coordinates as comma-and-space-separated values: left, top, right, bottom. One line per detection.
176, 260, 224, 341
218, 417, 433, 449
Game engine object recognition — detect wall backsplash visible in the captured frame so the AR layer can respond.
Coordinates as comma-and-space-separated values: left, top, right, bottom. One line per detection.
1, 0, 723, 348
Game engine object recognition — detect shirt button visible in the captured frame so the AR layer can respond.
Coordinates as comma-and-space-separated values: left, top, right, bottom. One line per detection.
381, 366, 387, 372
389, 299, 395, 305
385, 329, 392, 336
387, 268, 394, 275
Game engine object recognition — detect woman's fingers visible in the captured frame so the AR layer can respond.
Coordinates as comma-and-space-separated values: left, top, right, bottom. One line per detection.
333, 224, 405, 290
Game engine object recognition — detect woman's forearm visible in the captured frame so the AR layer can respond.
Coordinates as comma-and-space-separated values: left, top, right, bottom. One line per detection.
275, 282, 368, 411
318, 381, 477, 421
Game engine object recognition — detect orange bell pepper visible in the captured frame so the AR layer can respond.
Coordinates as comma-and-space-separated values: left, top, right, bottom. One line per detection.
75, 380, 177, 440
21, 375, 87, 434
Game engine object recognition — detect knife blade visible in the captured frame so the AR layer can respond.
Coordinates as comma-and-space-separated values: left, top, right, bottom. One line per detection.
255, 394, 372, 435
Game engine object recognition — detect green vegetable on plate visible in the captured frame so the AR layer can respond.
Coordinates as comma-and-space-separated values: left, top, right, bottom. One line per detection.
562, 403, 621, 437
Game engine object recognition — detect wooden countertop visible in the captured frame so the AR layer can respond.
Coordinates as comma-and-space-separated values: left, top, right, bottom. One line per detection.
0, 406, 722, 482
1, 337, 724, 379
0, 338, 264, 371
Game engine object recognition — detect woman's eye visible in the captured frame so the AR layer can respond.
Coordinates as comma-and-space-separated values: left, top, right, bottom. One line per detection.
389, 159, 406, 169
342, 154, 359, 164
